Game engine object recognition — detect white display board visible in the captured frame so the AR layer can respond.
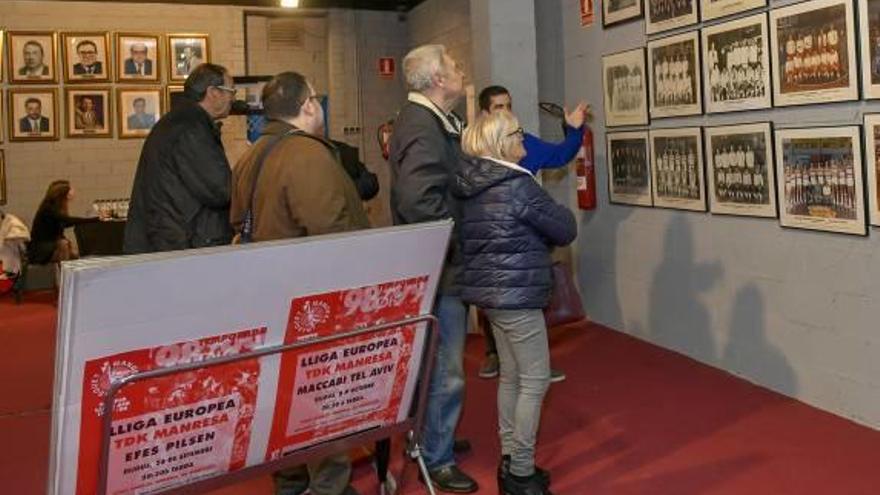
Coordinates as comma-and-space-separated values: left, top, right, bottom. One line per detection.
48, 221, 452, 495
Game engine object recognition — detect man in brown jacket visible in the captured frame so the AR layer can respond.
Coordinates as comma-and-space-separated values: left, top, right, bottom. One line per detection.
230, 71, 367, 495
231, 72, 368, 241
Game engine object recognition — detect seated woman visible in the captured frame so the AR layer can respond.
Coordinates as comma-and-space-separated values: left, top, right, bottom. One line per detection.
28, 180, 101, 266
454, 110, 577, 495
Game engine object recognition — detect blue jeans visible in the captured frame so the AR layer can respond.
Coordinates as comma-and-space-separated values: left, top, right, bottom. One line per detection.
421, 294, 468, 470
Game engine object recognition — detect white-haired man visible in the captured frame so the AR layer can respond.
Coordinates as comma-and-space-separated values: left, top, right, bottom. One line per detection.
388, 44, 477, 493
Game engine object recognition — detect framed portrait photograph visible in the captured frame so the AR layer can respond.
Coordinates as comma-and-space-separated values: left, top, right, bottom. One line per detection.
7, 31, 58, 84
645, 0, 698, 35
65, 87, 112, 138
116, 33, 161, 83
774, 126, 865, 235
167, 34, 210, 82
648, 31, 702, 118
117, 88, 163, 139
858, 0, 880, 99
7, 88, 59, 142
705, 122, 777, 217
769, 0, 857, 107
604, 0, 643, 27
607, 130, 653, 206
701, 0, 765, 22
602, 48, 649, 127
649, 127, 706, 211
702, 13, 771, 114
862, 114, 880, 225
61, 32, 110, 83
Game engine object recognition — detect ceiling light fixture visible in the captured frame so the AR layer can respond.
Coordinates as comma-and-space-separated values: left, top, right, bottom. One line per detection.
280, 0, 300, 7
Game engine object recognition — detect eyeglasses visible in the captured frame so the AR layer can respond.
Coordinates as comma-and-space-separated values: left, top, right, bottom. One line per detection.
213, 85, 236, 94
506, 127, 524, 138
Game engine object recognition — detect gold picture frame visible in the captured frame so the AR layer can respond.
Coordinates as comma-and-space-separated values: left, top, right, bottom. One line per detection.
115, 32, 161, 83
0, 30, 5, 83
7, 87, 60, 142
7, 31, 58, 84
117, 87, 163, 139
61, 32, 112, 84
167, 33, 210, 82
0, 151, 6, 206
65, 86, 113, 138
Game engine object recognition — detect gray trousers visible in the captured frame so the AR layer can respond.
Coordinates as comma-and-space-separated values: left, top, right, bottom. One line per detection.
484, 308, 551, 477
273, 453, 352, 495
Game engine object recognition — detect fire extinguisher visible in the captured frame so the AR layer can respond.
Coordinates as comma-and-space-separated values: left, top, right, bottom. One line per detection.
576, 125, 597, 209
377, 119, 394, 160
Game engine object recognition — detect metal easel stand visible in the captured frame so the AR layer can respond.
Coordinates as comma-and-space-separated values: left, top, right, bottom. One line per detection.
96, 314, 440, 495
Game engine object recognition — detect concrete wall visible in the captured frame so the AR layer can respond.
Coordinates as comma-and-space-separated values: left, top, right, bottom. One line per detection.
560, 0, 880, 428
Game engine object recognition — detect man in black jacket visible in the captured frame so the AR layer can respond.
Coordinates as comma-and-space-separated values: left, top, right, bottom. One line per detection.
124, 63, 236, 254
389, 44, 477, 493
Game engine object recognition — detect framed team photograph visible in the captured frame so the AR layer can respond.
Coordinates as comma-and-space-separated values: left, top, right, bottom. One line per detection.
862, 114, 880, 225
702, 14, 771, 114
61, 32, 110, 83
775, 126, 865, 235
649, 127, 706, 211
645, 0, 698, 34
648, 31, 702, 118
701, 0, 765, 22
859, 0, 880, 99
167, 34, 210, 82
602, 48, 649, 127
117, 87, 163, 139
604, 0, 643, 27
65, 87, 112, 138
116, 33, 161, 83
704, 122, 777, 217
0, 151, 6, 206
606, 131, 653, 206
7, 31, 58, 84
7, 88, 59, 142
769, 0, 857, 107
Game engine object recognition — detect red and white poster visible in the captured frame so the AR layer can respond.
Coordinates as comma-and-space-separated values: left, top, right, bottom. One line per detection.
50, 221, 451, 495
74, 327, 266, 495
266, 276, 428, 459
581, 0, 595, 26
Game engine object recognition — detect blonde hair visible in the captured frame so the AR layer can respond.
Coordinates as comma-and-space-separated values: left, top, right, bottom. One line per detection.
403, 44, 446, 91
462, 110, 521, 161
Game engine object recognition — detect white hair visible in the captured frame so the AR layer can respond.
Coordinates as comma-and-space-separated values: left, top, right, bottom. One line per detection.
403, 44, 447, 91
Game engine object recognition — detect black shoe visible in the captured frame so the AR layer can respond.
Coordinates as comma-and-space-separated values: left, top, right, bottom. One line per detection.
499, 471, 553, 495
498, 455, 550, 489
421, 465, 479, 493
453, 438, 472, 454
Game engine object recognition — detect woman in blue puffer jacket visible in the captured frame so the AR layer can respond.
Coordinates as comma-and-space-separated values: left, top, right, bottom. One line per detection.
453, 110, 577, 495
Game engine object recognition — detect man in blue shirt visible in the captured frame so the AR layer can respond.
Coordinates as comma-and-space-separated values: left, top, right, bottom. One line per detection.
477, 85, 589, 382
478, 85, 588, 174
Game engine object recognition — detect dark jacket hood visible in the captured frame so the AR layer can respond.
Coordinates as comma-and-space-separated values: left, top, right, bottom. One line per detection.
453, 156, 529, 199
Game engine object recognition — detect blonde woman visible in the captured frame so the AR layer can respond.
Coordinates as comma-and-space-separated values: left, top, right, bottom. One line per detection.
454, 111, 576, 495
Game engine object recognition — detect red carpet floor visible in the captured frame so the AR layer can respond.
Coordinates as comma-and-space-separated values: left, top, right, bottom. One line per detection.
3, 291, 880, 494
